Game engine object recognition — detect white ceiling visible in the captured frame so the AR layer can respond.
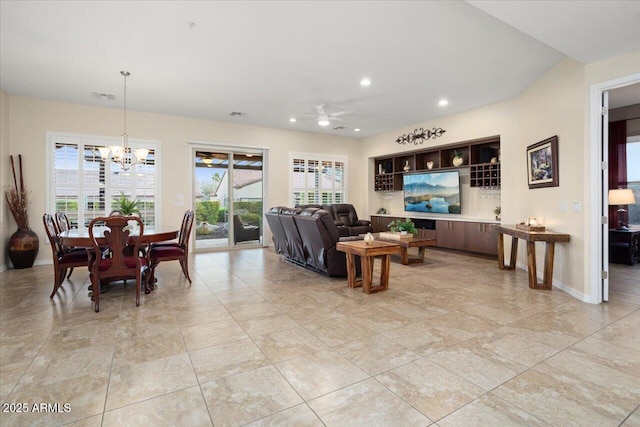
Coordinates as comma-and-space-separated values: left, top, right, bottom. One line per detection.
1, 1, 639, 138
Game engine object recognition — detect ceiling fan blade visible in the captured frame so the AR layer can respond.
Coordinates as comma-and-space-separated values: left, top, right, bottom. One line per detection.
330, 111, 351, 117
329, 116, 344, 122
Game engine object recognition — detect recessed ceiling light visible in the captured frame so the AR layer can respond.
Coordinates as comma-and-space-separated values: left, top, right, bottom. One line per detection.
438, 99, 449, 106
360, 78, 371, 87
318, 119, 330, 127
354, 128, 361, 132
289, 118, 296, 123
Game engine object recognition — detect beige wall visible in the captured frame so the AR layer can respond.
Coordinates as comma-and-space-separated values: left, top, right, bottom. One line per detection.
513, 58, 586, 296
364, 100, 517, 221
363, 58, 588, 299
1, 91, 9, 270
4, 96, 364, 266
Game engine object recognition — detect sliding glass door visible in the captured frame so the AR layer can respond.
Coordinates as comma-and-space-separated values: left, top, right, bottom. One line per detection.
193, 148, 263, 250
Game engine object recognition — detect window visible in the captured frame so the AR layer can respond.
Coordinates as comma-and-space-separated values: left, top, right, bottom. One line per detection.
627, 139, 640, 225
48, 133, 159, 229
291, 154, 346, 206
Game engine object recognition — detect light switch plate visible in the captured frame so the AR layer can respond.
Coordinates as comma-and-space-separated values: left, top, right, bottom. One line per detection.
573, 201, 581, 212
559, 202, 567, 212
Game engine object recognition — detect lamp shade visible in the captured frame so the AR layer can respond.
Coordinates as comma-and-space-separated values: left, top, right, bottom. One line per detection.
608, 188, 636, 205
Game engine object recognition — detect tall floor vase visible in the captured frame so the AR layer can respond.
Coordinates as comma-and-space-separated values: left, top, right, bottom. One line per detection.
8, 228, 39, 269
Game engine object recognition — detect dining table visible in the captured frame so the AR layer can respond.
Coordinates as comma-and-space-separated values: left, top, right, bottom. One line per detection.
59, 227, 179, 247
60, 226, 180, 293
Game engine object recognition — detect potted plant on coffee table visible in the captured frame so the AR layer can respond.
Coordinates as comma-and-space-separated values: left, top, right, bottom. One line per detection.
388, 218, 417, 235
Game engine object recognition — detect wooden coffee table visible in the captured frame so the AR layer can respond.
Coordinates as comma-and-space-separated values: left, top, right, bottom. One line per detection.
374, 233, 437, 265
336, 240, 400, 294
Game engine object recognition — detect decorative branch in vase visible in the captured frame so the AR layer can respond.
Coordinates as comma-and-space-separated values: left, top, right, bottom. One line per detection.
5, 155, 39, 269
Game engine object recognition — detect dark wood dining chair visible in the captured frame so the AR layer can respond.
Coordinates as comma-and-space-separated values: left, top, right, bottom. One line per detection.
148, 210, 195, 284
43, 213, 90, 299
88, 215, 149, 312
54, 211, 86, 279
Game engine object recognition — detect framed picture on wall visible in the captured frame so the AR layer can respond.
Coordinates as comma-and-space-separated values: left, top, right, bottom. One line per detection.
526, 135, 559, 189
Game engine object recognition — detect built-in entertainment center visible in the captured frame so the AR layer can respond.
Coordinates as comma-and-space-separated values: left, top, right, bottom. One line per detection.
374, 135, 501, 192
372, 135, 501, 257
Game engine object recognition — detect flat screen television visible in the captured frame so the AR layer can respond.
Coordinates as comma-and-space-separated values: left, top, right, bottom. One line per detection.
403, 170, 461, 214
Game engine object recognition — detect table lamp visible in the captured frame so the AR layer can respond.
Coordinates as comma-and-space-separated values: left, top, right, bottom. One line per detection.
609, 188, 636, 230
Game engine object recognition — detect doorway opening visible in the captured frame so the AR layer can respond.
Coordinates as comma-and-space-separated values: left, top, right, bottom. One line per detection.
589, 74, 640, 303
192, 147, 265, 251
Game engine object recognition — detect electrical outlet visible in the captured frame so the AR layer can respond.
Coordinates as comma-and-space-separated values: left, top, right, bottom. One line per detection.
559, 202, 567, 212
573, 201, 581, 212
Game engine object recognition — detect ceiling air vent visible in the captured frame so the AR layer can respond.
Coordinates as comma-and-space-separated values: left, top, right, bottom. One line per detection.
230, 112, 247, 117
333, 126, 346, 130
91, 91, 115, 100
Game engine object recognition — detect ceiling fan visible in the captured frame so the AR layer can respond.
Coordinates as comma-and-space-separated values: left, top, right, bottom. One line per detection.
297, 104, 352, 127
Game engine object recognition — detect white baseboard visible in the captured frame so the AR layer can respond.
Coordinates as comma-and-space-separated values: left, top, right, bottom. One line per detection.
515, 261, 591, 303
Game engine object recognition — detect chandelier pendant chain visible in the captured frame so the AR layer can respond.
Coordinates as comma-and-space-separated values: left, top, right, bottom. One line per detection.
99, 70, 149, 173
123, 70, 128, 148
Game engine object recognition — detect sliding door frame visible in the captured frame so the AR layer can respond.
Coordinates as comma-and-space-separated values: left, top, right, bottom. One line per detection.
188, 140, 269, 252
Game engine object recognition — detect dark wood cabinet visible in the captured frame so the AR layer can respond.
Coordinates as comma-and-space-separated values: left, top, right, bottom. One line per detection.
465, 222, 498, 256
370, 215, 497, 257
371, 215, 399, 233
609, 229, 640, 265
436, 220, 466, 251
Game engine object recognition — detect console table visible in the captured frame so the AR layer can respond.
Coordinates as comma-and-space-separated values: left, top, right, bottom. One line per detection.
495, 225, 570, 290
336, 240, 400, 294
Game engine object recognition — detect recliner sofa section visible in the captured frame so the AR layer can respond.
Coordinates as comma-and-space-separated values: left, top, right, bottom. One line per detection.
265, 206, 359, 277
296, 203, 372, 237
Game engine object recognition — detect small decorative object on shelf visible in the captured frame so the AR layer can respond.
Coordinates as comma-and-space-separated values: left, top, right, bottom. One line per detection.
378, 164, 383, 175
376, 207, 387, 214
426, 161, 434, 169
516, 217, 546, 232
403, 160, 410, 172
364, 232, 375, 245
5, 154, 39, 269
396, 127, 446, 145
452, 150, 464, 167
494, 206, 501, 221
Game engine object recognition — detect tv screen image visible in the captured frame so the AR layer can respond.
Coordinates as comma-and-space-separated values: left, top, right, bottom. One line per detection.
403, 170, 461, 214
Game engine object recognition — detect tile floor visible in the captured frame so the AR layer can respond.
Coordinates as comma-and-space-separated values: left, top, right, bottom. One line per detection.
1, 248, 639, 426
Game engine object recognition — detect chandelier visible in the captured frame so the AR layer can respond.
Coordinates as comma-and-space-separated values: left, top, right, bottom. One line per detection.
98, 71, 149, 172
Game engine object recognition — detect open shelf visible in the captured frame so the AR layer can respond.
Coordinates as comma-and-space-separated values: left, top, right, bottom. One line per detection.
373, 136, 501, 191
